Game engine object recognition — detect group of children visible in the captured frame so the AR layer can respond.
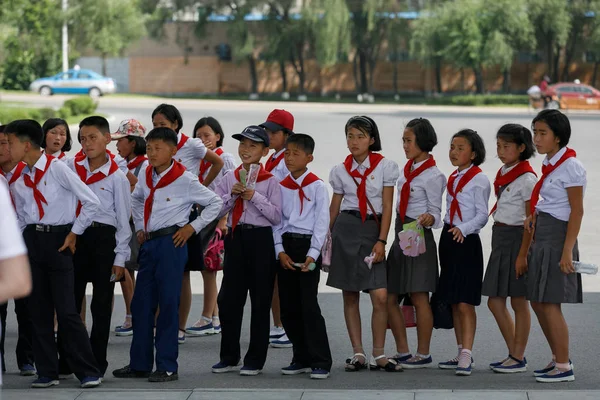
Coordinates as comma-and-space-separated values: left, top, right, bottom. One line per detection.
0, 105, 586, 387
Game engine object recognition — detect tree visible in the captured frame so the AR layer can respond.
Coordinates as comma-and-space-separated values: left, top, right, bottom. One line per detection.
561, 0, 600, 81
410, 7, 447, 93
528, 0, 571, 83
70, 0, 146, 76
386, 4, 411, 96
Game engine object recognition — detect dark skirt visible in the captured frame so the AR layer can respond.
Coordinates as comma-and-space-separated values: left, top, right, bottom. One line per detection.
387, 216, 439, 295
437, 224, 484, 306
526, 212, 582, 304
125, 221, 139, 271
326, 212, 387, 292
482, 225, 528, 298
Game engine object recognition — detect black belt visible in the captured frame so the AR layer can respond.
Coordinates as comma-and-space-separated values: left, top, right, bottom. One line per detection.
26, 224, 72, 233
236, 223, 265, 230
342, 210, 382, 221
282, 232, 312, 240
89, 221, 114, 229
145, 225, 179, 241
493, 222, 522, 228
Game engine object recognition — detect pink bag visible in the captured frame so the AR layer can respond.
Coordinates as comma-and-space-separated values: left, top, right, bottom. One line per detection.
204, 228, 224, 272
321, 231, 332, 272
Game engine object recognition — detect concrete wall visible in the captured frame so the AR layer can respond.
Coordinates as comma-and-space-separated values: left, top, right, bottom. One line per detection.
75, 57, 130, 93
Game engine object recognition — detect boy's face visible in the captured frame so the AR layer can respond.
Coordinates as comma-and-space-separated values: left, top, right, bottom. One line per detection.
7, 133, 27, 164
284, 142, 312, 174
0, 133, 10, 165
266, 128, 287, 152
238, 138, 268, 165
80, 126, 110, 160
146, 138, 177, 168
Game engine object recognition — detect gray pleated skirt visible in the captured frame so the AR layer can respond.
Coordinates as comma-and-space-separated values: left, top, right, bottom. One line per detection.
482, 225, 528, 298
326, 212, 387, 292
387, 217, 439, 295
527, 212, 582, 304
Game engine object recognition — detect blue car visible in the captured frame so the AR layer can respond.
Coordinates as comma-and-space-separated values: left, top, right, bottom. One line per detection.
29, 69, 117, 97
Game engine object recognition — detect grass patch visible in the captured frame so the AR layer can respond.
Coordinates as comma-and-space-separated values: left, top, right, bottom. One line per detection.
0, 97, 99, 125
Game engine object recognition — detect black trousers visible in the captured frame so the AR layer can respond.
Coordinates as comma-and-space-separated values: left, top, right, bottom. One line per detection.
0, 297, 34, 372
23, 227, 100, 380
218, 226, 277, 369
59, 225, 116, 376
278, 234, 332, 371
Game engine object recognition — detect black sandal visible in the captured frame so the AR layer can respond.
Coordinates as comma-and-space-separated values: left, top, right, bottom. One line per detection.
345, 353, 367, 372
369, 355, 403, 372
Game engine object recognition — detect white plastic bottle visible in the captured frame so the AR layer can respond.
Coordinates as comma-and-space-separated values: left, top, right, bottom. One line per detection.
573, 261, 599, 275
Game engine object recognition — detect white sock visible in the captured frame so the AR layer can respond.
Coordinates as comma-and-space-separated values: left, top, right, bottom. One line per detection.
416, 353, 431, 359
396, 352, 411, 357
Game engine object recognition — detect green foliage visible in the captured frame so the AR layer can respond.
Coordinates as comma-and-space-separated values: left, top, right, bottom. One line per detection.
63, 97, 98, 116
431, 94, 529, 106
58, 106, 73, 120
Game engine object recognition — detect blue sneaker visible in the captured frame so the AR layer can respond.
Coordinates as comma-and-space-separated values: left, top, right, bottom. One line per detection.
439, 356, 474, 370
281, 363, 311, 375
455, 363, 472, 376
239, 366, 262, 376
31, 377, 59, 388
211, 361, 241, 373
391, 353, 413, 363
401, 355, 433, 369
270, 333, 293, 348
534, 360, 573, 377
186, 323, 214, 336
489, 356, 510, 370
270, 326, 285, 341
535, 367, 575, 383
80, 376, 102, 388
212, 317, 221, 334
19, 363, 36, 376
493, 356, 527, 374
178, 329, 185, 344
310, 368, 330, 379
115, 325, 133, 336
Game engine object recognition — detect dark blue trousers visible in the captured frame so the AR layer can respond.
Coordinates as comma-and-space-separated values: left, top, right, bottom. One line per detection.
129, 235, 187, 373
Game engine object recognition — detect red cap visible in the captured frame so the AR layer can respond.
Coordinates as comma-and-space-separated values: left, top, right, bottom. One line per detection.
260, 109, 294, 133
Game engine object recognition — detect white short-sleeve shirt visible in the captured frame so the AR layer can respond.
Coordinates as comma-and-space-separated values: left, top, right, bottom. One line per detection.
0, 182, 27, 260
536, 147, 587, 222
329, 156, 400, 214
395, 159, 446, 229
492, 164, 537, 226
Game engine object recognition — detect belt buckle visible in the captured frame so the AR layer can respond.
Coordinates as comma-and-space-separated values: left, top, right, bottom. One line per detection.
35, 224, 45, 232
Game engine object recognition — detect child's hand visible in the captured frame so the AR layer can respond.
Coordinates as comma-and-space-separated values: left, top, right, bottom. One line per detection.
58, 232, 77, 254
515, 255, 528, 278
301, 256, 315, 272
371, 241, 386, 263
448, 227, 464, 243
418, 213, 435, 227
279, 252, 295, 270
524, 214, 536, 234
111, 266, 125, 282
232, 183, 245, 195
137, 230, 146, 245
559, 248, 575, 274
217, 217, 228, 236
241, 189, 255, 201
173, 224, 195, 248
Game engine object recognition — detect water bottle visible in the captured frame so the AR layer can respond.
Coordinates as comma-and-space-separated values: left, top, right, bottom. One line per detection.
573, 261, 598, 275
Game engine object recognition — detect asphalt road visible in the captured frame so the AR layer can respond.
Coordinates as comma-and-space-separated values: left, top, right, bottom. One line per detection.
1, 94, 599, 391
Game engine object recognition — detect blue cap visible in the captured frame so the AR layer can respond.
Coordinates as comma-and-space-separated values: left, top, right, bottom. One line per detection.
232, 125, 270, 146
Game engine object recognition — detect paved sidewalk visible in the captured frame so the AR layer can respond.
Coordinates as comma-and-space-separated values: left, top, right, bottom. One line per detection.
1, 389, 599, 400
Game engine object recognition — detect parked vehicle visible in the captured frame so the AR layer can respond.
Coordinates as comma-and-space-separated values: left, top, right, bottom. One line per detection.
543, 82, 600, 110
29, 69, 116, 97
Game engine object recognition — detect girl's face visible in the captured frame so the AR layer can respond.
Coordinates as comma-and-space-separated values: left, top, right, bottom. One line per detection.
196, 125, 220, 150
496, 138, 524, 167
152, 113, 179, 132
402, 128, 426, 161
116, 137, 136, 159
346, 126, 374, 158
45, 124, 67, 153
449, 136, 475, 169
533, 121, 560, 156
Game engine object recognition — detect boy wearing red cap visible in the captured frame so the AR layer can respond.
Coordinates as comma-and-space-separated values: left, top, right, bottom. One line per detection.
260, 109, 294, 348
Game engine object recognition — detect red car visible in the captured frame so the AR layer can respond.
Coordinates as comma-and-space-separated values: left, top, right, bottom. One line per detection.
543, 83, 600, 110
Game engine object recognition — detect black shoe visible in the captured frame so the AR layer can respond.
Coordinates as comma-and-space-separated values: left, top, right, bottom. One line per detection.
148, 370, 178, 382
112, 365, 151, 378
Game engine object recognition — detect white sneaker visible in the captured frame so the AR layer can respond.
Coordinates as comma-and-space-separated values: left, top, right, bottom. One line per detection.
269, 326, 285, 342
270, 333, 293, 348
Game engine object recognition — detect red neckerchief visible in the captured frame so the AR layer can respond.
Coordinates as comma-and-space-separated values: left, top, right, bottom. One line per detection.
23, 155, 54, 219
231, 164, 273, 231
530, 148, 576, 214
265, 151, 285, 172
127, 155, 148, 170
343, 152, 384, 222
446, 165, 483, 226
398, 156, 436, 222
74, 157, 119, 216
177, 133, 189, 151
490, 161, 537, 215
43, 150, 65, 159
199, 147, 224, 184
144, 160, 186, 231
279, 172, 321, 215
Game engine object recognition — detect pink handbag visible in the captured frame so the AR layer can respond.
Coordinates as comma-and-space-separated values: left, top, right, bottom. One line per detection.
204, 228, 224, 272
321, 231, 332, 272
